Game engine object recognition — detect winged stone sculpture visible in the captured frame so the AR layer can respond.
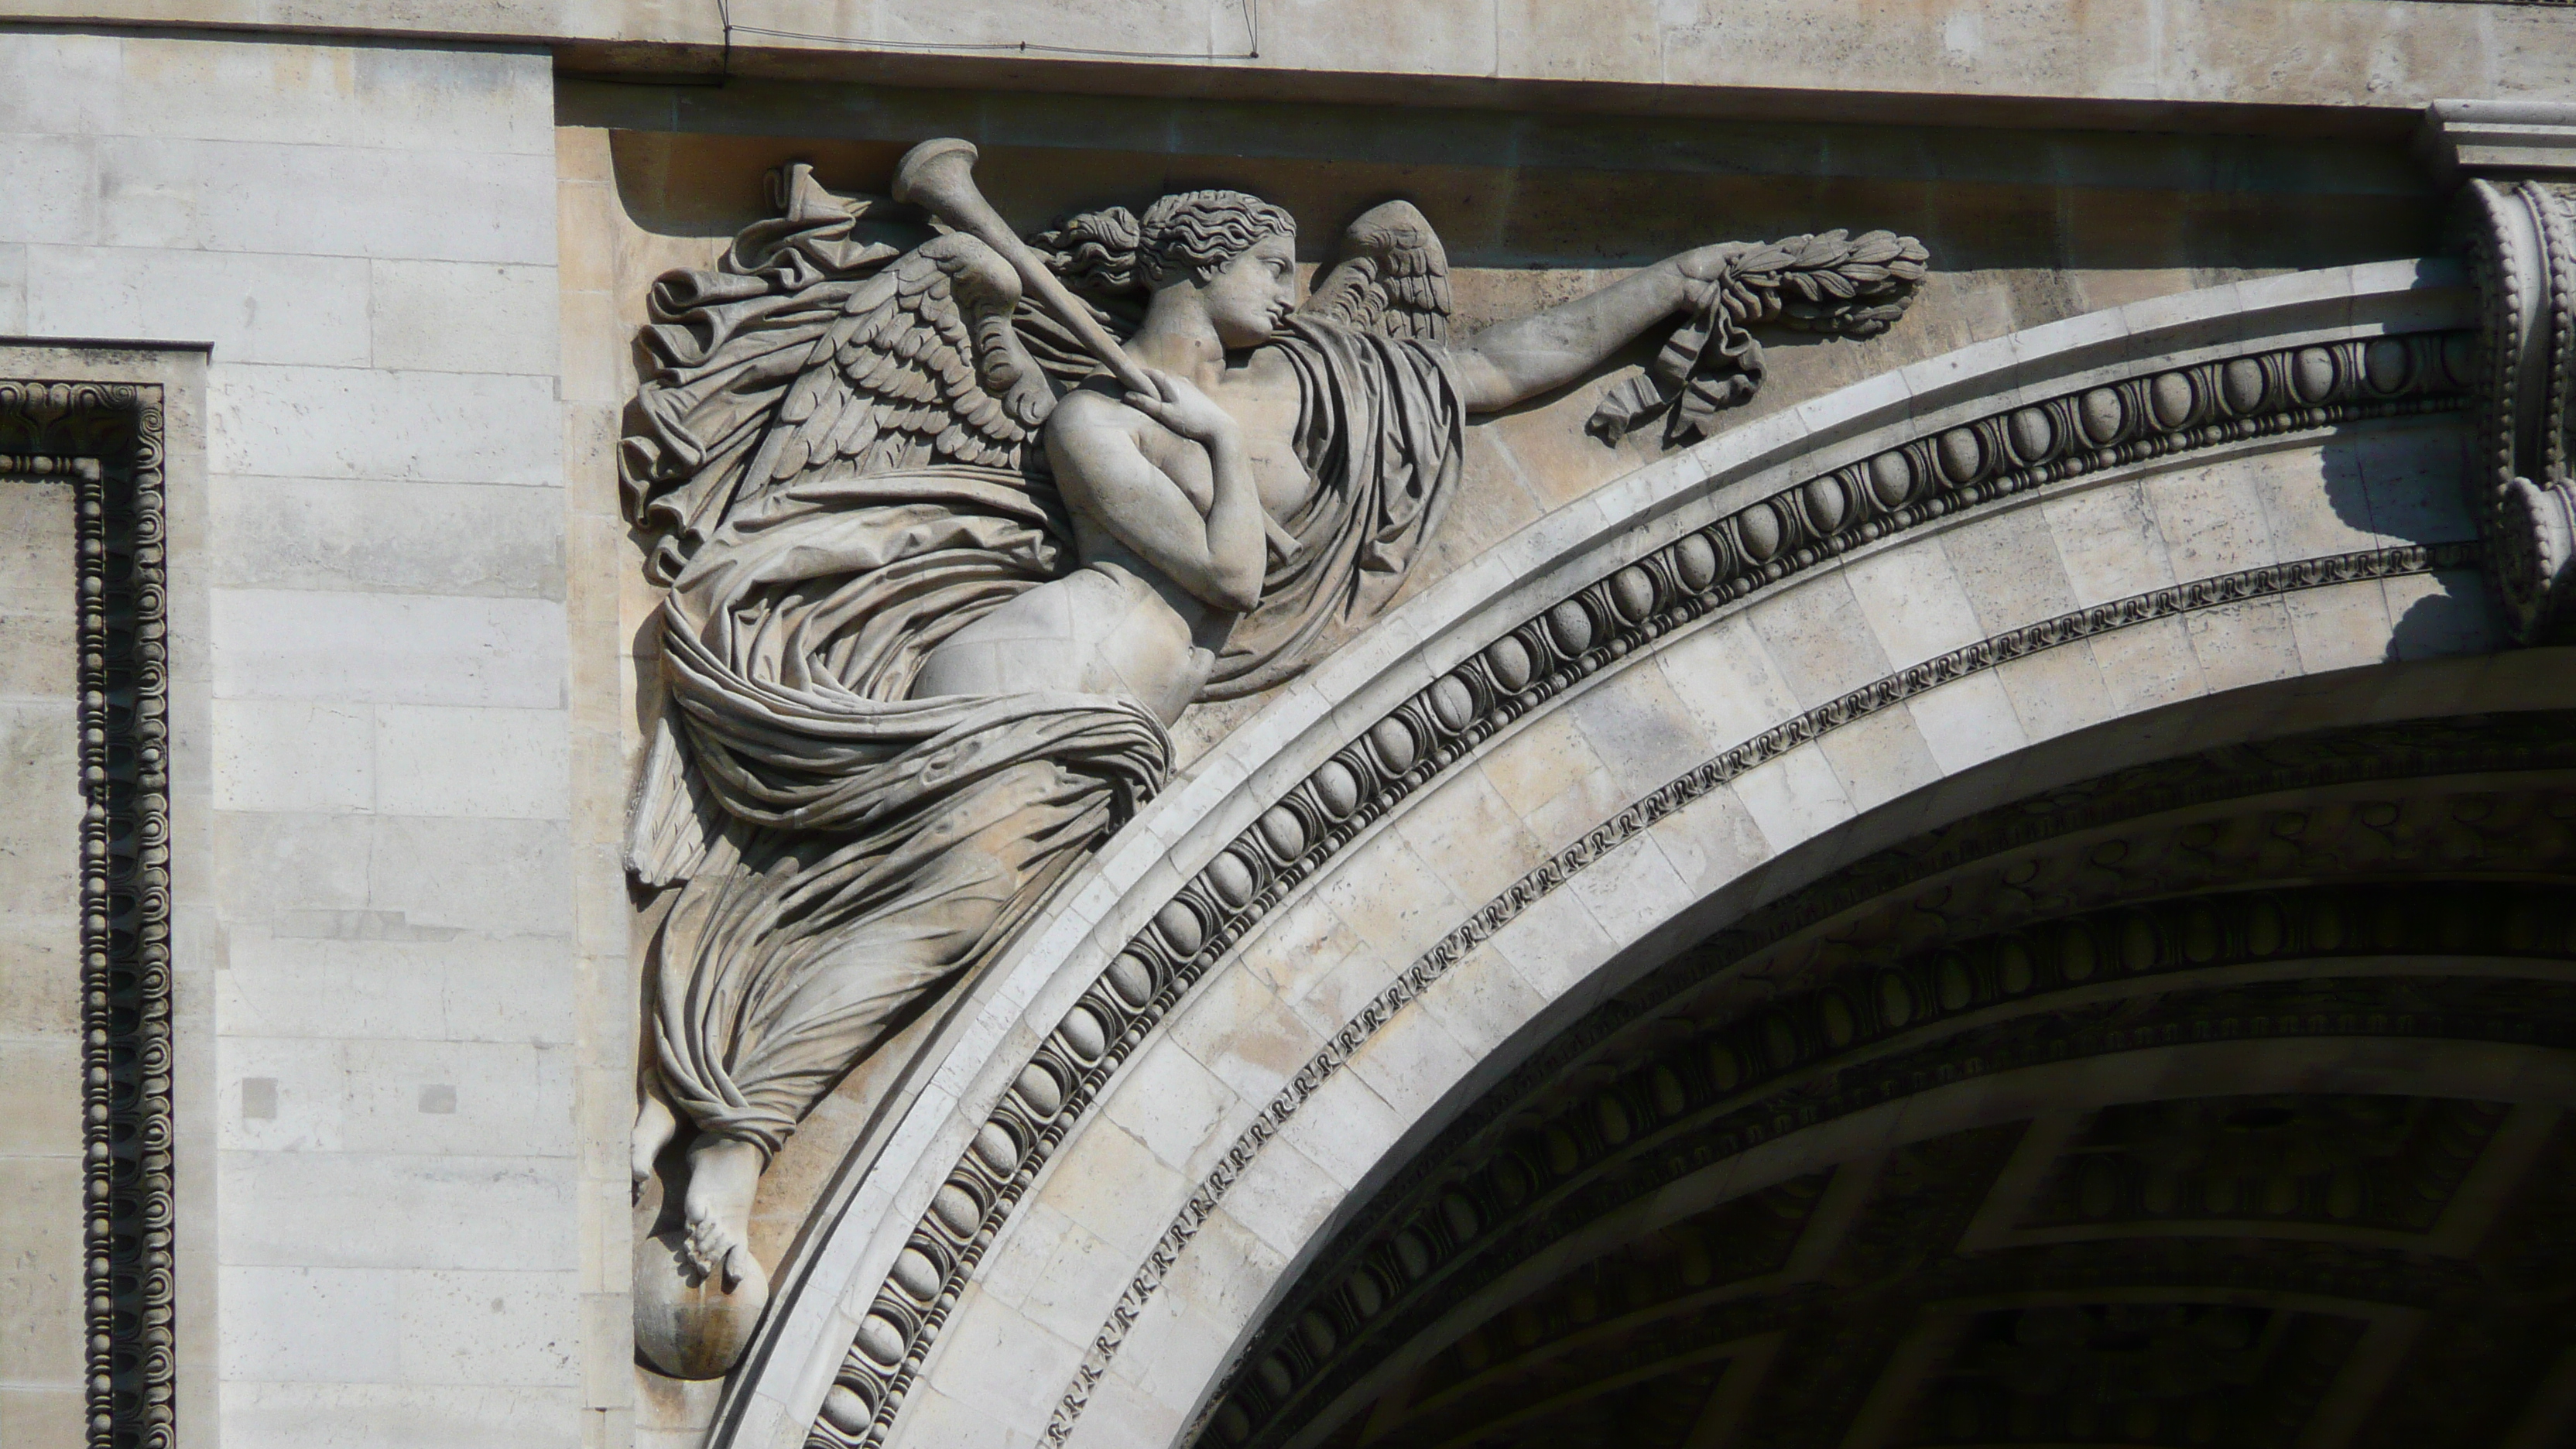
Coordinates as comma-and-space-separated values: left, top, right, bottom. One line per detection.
618, 141, 1927, 1375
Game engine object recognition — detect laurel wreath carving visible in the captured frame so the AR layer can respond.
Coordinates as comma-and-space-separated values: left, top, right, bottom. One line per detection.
1589, 229, 1930, 447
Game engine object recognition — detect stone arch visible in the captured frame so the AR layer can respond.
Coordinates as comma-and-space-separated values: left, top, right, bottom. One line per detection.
1201, 713, 2576, 1449
703, 259, 2560, 1449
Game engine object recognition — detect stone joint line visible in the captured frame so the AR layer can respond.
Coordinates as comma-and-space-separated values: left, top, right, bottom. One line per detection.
1040, 535, 2477, 1449
807, 329, 2472, 1449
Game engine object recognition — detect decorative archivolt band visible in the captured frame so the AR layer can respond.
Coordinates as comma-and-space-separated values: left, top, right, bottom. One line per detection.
0, 381, 176, 1449
1060, 536, 2483, 1449
1207, 829, 2576, 1449
807, 331, 2474, 1449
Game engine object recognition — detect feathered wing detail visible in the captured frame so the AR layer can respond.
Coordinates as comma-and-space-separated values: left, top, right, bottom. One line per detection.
619, 164, 1058, 583
746, 231, 1057, 505
1299, 200, 1453, 342
1590, 228, 1930, 447
619, 168, 1073, 887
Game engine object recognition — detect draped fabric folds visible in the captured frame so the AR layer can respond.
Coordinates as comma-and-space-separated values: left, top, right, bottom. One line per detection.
1204, 316, 1468, 700
631, 468, 1170, 1155
623, 203, 1468, 1156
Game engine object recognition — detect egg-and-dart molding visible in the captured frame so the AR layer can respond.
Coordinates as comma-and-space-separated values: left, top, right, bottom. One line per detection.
809, 328, 2475, 1449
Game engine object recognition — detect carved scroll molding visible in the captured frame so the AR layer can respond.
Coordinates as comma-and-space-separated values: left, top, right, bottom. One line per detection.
2458, 178, 2576, 642
753, 262, 2477, 1449
0, 382, 177, 1449
2430, 101, 2576, 642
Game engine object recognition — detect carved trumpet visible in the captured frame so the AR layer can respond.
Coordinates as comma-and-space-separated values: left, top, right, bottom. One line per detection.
893, 136, 1302, 565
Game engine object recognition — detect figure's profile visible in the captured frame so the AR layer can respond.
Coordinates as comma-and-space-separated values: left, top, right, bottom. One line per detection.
618, 138, 1927, 1375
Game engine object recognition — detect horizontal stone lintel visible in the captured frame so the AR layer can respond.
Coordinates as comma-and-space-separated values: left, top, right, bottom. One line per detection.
13, 1, 2568, 139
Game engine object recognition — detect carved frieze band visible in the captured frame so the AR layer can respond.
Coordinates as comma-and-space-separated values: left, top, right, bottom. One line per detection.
0, 382, 176, 1449
807, 331, 2472, 1449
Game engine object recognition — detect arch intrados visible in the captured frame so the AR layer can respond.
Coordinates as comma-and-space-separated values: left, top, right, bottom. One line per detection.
1209, 708, 2576, 1447
1272, 1033, 2576, 1432
722, 259, 2495, 1449
1187, 695, 2576, 1448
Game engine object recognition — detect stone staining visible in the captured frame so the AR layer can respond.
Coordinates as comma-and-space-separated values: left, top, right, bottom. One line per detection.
617, 138, 1928, 1383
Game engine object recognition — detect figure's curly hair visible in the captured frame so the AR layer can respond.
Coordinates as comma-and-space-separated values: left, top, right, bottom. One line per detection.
1040, 190, 1295, 296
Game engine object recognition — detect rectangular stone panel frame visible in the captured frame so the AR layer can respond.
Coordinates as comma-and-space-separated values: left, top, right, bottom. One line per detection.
0, 342, 213, 1449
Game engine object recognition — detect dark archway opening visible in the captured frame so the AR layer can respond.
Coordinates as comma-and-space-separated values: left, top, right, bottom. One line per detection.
1205, 711, 2576, 1449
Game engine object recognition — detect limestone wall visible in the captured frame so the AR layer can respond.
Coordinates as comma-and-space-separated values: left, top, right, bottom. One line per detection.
0, 29, 618, 1449
0, 12, 2557, 1449
696, 256, 2509, 1449
544, 61, 2536, 1445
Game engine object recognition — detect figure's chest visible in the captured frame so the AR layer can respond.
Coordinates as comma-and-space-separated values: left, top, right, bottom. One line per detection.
1212, 373, 1313, 520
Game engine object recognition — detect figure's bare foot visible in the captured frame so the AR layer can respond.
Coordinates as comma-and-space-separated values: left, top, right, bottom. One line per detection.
632, 1091, 678, 1199
682, 1136, 766, 1295
633, 1136, 771, 1379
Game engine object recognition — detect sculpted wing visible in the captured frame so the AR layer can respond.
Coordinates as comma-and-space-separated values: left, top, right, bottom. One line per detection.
751, 231, 1056, 501
1299, 200, 1453, 341
621, 166, 1063, 584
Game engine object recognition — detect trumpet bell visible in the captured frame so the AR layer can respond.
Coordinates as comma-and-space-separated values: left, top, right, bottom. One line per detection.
892, 138, 983, 211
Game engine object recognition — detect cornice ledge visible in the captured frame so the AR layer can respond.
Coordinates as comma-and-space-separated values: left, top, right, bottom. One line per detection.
2419, 99, 2576, 186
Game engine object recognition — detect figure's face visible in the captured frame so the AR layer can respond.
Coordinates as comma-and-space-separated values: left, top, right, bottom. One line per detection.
1199, 231, 1298, 349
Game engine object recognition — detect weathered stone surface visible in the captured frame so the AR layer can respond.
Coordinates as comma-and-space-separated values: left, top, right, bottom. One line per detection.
716, 262, 2497, 1449
0, 478, 80, 1441
616, 135, 1927, 1380
5, 12, 2568, 1449
0, 35, 587, 1449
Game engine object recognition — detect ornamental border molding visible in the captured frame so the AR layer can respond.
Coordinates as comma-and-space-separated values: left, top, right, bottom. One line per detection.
0, 382, 176, 1449
802, 322, 2472, 1448
1045, 538, 2478, 1449
1193, 724, 2576, 1449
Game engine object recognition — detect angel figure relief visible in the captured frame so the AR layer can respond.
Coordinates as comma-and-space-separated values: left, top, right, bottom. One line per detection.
618, 137, 1928, 1375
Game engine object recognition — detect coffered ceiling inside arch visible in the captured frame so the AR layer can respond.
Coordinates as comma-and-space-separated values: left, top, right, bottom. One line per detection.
1206, 711, 2576, 1449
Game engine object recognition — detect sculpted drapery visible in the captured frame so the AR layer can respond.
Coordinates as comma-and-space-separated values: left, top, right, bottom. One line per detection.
622, 183, 1471, 1155
618, 149, 1924, 1375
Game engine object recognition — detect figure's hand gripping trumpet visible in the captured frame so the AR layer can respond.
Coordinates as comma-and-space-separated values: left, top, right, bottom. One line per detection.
893, 136, 1303, 567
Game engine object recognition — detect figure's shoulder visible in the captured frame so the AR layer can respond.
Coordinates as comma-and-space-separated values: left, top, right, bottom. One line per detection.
1046, 383, 1141, 433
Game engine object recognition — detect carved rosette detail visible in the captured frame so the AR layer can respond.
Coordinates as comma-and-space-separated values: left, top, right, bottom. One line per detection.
2460, 178, 2576, 642
807, 333, 2471, 1449
0, 382, 176, 1449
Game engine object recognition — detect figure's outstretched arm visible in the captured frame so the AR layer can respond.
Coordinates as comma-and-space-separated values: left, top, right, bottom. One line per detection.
1447, 246, 1741, 413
